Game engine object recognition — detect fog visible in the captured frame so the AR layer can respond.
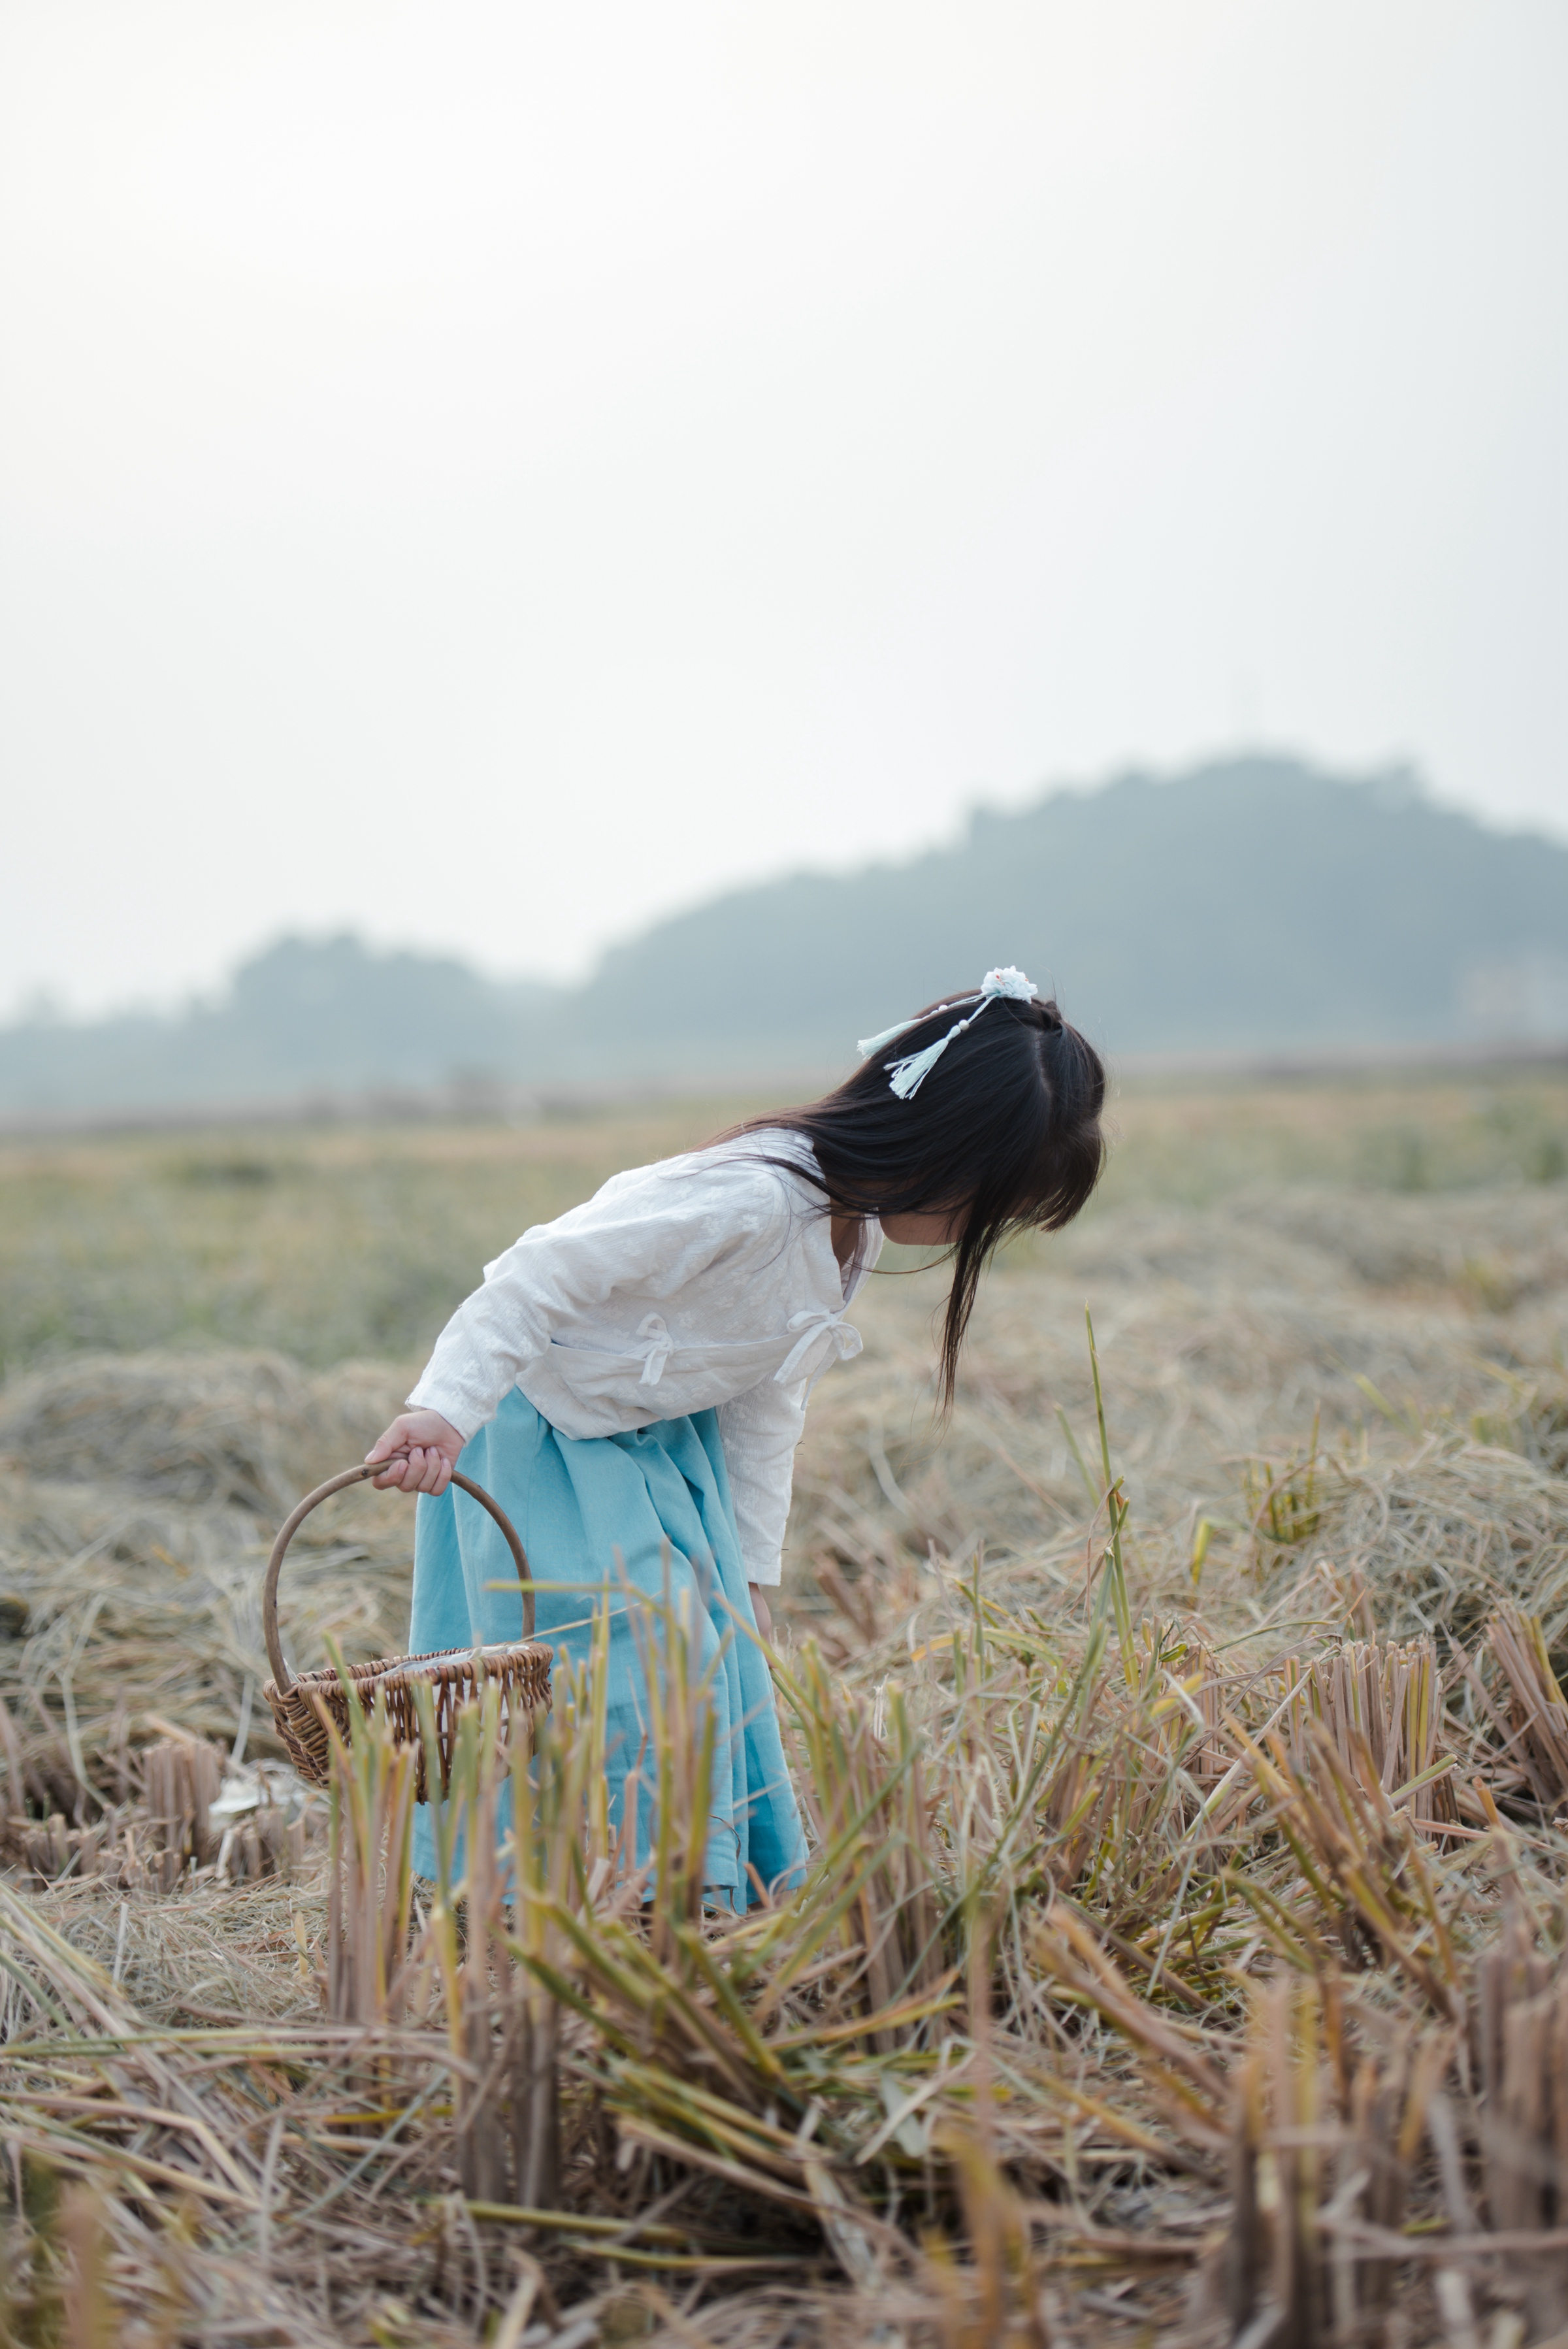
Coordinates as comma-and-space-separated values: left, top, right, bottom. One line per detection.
1, 1, 1563, 1015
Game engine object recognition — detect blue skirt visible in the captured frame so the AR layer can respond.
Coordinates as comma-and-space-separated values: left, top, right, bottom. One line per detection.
408, 1388, 806, 1899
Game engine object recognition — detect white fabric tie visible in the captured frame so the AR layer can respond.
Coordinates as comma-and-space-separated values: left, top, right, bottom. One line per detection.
636, 1313, 674, 1387
774, 1307, 864, 1388
858, 965, 1037, 1100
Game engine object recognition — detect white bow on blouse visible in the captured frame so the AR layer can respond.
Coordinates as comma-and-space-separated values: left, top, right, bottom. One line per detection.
775, 1307, 864, 1388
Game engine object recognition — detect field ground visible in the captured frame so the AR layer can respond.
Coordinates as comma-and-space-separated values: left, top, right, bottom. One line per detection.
1, 1069, 1567, 2345
2, 1064, 1564, 1374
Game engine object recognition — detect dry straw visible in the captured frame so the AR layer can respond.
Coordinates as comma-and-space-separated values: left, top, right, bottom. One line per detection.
3, 1201, 1568, 2341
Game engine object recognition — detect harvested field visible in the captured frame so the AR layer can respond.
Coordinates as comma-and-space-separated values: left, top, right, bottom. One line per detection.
3, 1076, 1568, 2346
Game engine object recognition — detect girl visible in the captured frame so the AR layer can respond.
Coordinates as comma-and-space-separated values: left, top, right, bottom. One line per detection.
367, 966, 1105, 1899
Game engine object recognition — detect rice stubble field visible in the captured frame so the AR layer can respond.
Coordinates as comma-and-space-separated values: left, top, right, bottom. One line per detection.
1, 1067, 1567, 2346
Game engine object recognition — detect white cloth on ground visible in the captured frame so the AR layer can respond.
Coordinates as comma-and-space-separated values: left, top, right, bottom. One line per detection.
407, 1132, 881, 1586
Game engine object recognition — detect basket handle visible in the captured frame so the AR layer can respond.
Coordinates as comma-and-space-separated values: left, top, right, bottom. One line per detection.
262, 1463, 534, 1696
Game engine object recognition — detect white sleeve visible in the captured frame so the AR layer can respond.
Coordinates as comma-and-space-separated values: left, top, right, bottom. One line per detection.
716, 1377, 807, 1587
406, 1155, 791, 1441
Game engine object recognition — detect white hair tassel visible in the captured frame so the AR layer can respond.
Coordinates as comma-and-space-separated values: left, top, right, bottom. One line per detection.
861, 966, 1037, 1101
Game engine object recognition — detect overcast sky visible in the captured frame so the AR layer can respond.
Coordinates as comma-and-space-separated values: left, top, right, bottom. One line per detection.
2, 1, 1564, 1016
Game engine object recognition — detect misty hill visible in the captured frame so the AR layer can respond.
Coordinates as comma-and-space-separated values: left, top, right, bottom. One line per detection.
0, 940, 561, 1116
572, 757, 1568, 1072
5, 755, 1567, 1116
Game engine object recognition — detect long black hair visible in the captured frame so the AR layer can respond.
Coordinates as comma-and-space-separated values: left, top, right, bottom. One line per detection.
714, 987, 1106, 1407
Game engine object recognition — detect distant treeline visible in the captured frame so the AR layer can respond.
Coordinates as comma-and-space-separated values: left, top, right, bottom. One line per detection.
5, 756, 1567, 1115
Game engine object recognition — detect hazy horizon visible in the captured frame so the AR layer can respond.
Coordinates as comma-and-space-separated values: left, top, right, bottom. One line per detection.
3, 3, 1564, 1020
10, 745, 1565, 1023
5, 757, 1565, 1123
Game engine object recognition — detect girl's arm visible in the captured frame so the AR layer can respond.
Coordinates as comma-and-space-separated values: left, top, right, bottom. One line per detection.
717, 1378, 807, 1595
367, 1157, 793, 1492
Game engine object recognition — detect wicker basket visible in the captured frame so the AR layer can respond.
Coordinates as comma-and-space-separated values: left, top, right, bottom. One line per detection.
261, 1462, 553, 1798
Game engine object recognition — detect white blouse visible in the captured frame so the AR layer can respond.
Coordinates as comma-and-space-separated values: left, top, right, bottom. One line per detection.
408, 1131, 883, 1586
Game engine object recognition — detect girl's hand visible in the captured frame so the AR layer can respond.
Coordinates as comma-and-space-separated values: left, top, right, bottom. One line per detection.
748, 1583, 772, 1641
367, 1411, 464, 1495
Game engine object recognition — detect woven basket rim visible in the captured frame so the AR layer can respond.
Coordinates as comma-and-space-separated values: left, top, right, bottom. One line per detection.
273, 1638, 553, 1698
261, 1636, 552, 1794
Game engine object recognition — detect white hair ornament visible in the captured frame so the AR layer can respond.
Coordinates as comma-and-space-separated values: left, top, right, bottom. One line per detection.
857, 966, 1038, 1100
